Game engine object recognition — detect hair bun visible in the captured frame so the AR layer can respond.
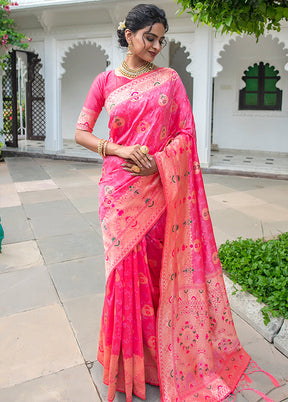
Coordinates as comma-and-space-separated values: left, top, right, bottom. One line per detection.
117, 28, 128, 47
117, 4, 168, 48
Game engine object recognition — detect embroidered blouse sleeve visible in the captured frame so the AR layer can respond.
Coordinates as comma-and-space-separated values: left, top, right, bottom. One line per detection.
76, 73, 106, 133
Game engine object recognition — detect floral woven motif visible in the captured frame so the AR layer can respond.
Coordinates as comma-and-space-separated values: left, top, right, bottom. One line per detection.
78, 67, 256, 401
155, 133, 250, 401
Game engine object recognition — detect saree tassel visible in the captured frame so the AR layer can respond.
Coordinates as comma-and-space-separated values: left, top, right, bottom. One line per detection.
235, 387, 277, 402
249, 360, 280, 387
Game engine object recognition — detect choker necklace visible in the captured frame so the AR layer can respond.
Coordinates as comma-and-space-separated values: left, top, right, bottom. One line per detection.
118, 60, 154, 78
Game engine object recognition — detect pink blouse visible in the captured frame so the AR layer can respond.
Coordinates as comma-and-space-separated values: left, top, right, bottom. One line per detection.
76, 70, 131, 133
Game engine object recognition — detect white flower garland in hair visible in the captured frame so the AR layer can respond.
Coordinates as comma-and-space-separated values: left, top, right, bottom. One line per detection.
118, 21, 126, 30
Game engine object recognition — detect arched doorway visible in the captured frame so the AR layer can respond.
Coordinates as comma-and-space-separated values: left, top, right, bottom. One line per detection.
1, 50, 46, 147
213, 35, 288, 153
169, 40, 193, 107
61, 43, 109, 141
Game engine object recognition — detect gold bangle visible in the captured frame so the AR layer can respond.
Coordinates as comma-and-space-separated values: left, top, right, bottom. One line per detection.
97, 140, 102, 155
100, 139, 106, 156
103, 140, 108, 157
98, 139, 105, 156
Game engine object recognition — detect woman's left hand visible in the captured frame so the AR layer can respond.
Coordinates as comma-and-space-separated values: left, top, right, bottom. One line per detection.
122, 155, 158, 176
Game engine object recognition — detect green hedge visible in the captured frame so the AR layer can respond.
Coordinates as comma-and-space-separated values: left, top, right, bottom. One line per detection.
218, 232, 288, 325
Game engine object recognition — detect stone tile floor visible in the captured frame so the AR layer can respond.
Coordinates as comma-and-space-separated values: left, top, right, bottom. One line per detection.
3, 139, 288, 178
3, 139, 100, 162
0, 157, 288, 401
210, 149, 288, 176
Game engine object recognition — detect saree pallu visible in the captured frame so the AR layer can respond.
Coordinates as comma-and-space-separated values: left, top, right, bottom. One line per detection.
94, 68, 251, 402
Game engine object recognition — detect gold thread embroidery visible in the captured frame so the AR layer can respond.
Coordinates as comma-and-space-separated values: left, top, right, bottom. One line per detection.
105, 68, 176, 114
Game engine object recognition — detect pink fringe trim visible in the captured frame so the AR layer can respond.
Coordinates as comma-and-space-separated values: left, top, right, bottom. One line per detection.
229, 360, 280, 402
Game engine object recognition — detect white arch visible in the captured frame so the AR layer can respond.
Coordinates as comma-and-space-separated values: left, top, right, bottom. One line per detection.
212, 33, 239, 78
169, 37, 193, 76
166, 32, 194, 76
213, 30, 288, 77
265, 30, 288, 71
57, 38, 112, 79
27, 41, 45, 75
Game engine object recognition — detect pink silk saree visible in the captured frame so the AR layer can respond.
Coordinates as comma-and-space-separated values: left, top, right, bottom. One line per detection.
76, 68, 277, 402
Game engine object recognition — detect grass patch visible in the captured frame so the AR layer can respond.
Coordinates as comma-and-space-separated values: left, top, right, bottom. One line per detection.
218, 232, 288, 325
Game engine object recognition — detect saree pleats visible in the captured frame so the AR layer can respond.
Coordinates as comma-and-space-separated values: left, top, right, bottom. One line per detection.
98, 215, 166, 401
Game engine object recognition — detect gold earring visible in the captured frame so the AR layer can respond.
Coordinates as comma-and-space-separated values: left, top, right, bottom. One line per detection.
127, 42, 133, 56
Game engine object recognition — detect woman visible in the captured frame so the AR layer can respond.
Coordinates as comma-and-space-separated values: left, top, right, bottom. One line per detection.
75, 5, 278, 402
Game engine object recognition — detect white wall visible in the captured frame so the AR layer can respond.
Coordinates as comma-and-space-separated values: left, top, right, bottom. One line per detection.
61, 43, 109, 140
213, 35, 288, 153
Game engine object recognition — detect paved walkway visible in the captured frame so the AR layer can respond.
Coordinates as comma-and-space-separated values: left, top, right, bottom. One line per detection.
3, 139, 288, 179
0, 156, 287, 401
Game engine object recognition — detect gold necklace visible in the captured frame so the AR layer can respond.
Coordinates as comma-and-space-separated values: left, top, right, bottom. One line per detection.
122, 60, 151, 72
118, 60, 154, 78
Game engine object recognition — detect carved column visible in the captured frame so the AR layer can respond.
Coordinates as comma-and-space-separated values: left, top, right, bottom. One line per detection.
190, 26, 213, 167
44, 35, 63, 152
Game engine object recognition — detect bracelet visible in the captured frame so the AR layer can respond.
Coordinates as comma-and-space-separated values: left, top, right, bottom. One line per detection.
103, 140, 108, 157
97, 139, 106, 157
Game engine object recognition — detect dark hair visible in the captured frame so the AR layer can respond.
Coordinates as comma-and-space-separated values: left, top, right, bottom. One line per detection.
117, 4, 168, 47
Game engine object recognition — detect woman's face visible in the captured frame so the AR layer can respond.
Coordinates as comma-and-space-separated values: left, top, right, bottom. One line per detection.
126, 23, 166, 63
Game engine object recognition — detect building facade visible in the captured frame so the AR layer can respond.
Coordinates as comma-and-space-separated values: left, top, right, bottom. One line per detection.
1, 0, 288, 166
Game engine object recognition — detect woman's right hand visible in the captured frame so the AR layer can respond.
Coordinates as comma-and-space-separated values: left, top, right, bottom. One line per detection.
112, 144, 153, 169
75, 131, 151, 169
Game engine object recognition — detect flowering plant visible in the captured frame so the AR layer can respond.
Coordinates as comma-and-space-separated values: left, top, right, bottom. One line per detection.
2, 101, 25, 134
0, 1, 31, 68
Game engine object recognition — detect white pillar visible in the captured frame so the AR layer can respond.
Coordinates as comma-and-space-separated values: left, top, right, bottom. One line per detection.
192, 26, 213, 167
44, 36, 63, 153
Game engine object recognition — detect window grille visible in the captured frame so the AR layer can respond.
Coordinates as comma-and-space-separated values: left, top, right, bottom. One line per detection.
239, 62, 282, 111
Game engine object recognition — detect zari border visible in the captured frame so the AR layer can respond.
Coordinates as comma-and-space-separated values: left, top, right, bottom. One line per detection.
155, 134, 251, 401
102, 174, 166, 280
105, 67, 178, 113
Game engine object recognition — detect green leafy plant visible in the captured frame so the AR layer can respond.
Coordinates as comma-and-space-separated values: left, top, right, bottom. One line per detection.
218, 232, 288, 324
0, 1, 31, 68
176, 0, 288, 40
